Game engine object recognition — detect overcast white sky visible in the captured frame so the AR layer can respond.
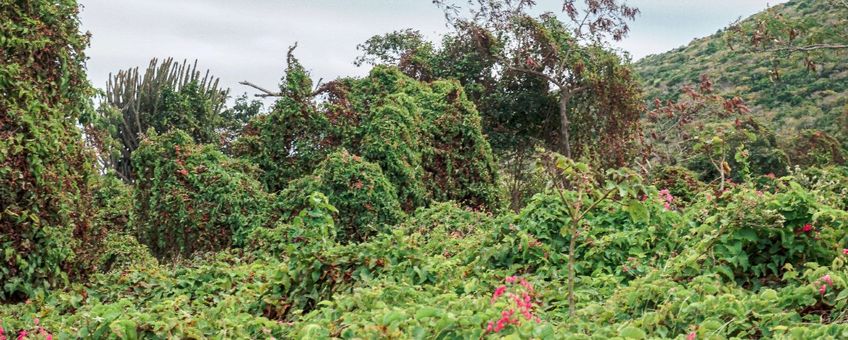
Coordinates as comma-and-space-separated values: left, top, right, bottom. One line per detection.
79, 0, 786, 99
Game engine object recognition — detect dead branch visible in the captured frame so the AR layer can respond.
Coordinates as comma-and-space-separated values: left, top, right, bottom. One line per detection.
239, 81, 282, 98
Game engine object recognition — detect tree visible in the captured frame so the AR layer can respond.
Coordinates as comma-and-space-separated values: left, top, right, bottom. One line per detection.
83, 58, 230, 182
432, 0, 642, 163
645, 75, 788, 187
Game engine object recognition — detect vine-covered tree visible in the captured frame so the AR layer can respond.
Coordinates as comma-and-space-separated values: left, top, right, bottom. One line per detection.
237, 50, 503, 211
0, 0, 96, 301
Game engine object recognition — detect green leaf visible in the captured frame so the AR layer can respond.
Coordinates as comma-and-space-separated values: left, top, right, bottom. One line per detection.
625, 199, 649, 223
620, 326, 646, 339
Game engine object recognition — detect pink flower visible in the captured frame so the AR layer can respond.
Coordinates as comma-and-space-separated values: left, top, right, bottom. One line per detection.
819, 284, 827, 295
842, 248, 848, 255
34, 327, 52, 340
492, 285, 507, 303
802, 224, 813, 233
687, 332, 697, 340
505, 276, 517, 284
658, 189, 675, 210
822, 275, 833, 286
16, 330, 26, 340
519, 278, 533, 292
0, 325, 6, 340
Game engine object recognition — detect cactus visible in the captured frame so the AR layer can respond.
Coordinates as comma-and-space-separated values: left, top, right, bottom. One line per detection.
85, 58, 230, 181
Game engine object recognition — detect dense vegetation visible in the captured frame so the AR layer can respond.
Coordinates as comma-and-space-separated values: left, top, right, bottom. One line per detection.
636, 0, 848, 145
2, 0, 847, 338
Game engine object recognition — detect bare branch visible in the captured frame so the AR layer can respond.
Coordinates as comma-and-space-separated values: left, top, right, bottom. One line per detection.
239, 81, 282, 98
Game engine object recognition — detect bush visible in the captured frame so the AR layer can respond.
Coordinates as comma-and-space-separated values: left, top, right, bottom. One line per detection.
419, 79, 504, 210
278, 150, 404, 243
651, 165, 705, 205
73, 172, 134, 277
784, 129, 846, 168
132, 130, 275, 260
684, 182, 848, 285
94, 233, 158, 273
688, 119, 789, 183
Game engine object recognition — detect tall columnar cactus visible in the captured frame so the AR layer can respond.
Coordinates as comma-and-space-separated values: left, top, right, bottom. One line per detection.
84, 58, 230, 181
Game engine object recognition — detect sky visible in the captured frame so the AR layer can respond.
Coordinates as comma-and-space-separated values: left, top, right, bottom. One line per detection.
78, 0, 787, 100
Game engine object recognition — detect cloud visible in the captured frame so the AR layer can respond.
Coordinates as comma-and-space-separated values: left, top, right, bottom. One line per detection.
79, 0, 785, 100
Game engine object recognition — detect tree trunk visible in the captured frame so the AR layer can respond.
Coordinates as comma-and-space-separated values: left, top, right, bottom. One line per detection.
558, 89, 572, 158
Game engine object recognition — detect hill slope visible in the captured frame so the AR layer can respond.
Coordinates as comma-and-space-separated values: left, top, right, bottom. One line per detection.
635, 0, 848, 137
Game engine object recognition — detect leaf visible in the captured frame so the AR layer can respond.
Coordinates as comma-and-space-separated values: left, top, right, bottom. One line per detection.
620, 326, 646, 339
836, 289, 848, 302
625, 199, 649, 223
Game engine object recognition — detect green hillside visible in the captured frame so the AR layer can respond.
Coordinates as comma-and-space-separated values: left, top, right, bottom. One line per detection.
635, 0, 848, 137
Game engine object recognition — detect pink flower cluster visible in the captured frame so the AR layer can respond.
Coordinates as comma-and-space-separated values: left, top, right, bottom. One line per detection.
658, 189, 674, 210
817, 274, 834, 295
0, 319, 53, 340
801, 224, 814, 233
485, 276, 541, 333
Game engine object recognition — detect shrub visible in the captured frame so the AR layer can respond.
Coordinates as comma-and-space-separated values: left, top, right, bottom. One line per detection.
686, 182, 848, 285
419, 79, 504, 210
651, 165, 705, 205
132, 130, 274, 260
688, 119, 789, 183
94, 233, 158, 273
278, 150, 404, 243
232, 50, 332, 192
73, 172, 134, 277
784, 129, 846, 168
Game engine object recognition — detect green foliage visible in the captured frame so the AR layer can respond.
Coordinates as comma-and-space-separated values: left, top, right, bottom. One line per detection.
651, 165, 705, 205
688, 183, 847, 285
237, 60, 503, 211
4, 166, 848, 338
418, 79, 504, 209
784, 129, 846, 167
0, 0, 96, 301
7, 1, 848, 338
688, 119, 789, 183
72, 172, 135, 278
132, 130, 274, 260
94, 233, 158, 274
278, 150, 404, 243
